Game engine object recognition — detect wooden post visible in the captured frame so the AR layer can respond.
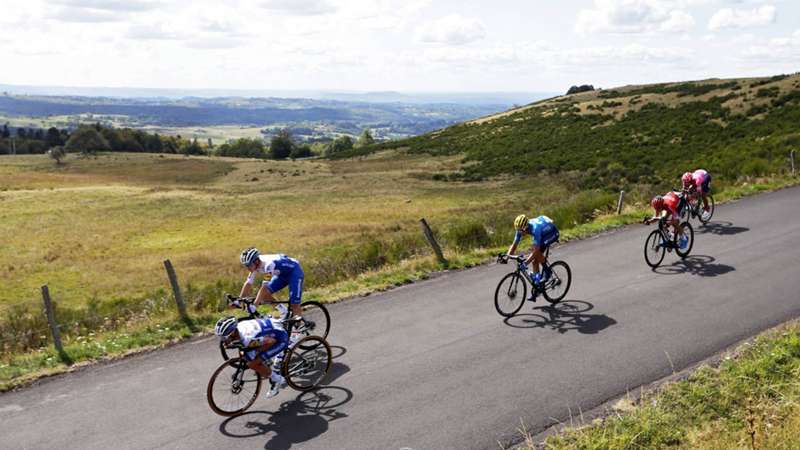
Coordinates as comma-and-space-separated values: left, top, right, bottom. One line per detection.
163, 259, 189, 322
616, 190, 625, 215
41, 285, 69, 363
791, 150, 796, 176
419, 218, 447, 266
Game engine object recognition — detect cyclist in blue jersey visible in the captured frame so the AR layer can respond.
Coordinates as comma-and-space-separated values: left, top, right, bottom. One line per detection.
505, 214, 560, 301
238, 247, 304, 319
215, 315, 289, 398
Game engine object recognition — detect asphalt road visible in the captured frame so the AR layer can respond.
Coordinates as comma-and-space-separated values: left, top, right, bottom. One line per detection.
2, 186, 799, 450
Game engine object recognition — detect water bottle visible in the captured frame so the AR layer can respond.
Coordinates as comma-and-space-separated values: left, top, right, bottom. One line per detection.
275, 303, 289, 319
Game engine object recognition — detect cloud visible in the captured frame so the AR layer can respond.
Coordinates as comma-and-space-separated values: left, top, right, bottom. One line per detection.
127, 23, 185, 40
51, 0, 161, 12
576, 0, 695, 34
415, 14, 487, 45
740, 29, 800, 62
708, 4, 776, 30
49, 8, 122, 22
260, 0, 337, 16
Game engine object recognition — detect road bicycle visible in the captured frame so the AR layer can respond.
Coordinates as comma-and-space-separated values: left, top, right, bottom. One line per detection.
206, 315, 333, 417
494, 249, 572, 317
643, 217, 694, 268
218, 295, 330, 361
681, 189, 715, 224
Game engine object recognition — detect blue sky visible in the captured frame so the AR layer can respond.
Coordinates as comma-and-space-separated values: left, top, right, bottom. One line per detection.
1, 0, 798, 93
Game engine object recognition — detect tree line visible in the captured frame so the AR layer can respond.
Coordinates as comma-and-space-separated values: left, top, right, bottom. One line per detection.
1, 122, 377, 161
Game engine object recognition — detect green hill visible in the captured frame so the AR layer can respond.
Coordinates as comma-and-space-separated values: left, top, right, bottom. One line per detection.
338, 73, 800, 189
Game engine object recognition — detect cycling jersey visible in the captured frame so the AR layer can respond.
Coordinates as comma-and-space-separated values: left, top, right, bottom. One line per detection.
692, 169, 711, 194
245, 254, 305, 304
238, 318, 289, 362
514, 215, 559, 250
663, 191, 683, 219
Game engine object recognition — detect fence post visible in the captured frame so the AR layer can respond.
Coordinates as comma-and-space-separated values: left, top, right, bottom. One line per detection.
791, 150, 796, 176
41, 285, 70, 364
163, 259, 190, 323
419, 218, 448, 266
616, 190, 625, 215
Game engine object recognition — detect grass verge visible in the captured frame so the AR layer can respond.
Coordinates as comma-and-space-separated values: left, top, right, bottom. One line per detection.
519, 318, 800, 450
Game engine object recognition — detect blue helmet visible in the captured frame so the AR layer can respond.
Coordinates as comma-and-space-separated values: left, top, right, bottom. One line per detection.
240, 247, 260, 267
214, 316, 238, 338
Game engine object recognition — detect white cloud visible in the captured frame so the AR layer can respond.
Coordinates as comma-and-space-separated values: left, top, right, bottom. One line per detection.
708, 4, 776, 30
576, 0, 695, 34
415, 14, 487, 45
260, 0, 337, 16
740, 29, 800, 62
127, 23, 185, 40
51, 0, 161, 12
48, 7, 121, 22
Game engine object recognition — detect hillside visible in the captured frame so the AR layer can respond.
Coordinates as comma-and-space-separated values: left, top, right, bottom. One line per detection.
339, 74, 800, 188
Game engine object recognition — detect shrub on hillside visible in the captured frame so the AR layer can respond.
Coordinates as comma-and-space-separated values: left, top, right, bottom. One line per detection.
445, 220, 491, 250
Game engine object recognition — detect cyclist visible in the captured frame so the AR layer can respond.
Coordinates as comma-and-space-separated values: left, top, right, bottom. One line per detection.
214, 315, 288, 398
505, 214, 560, 301
238, 247, 304, 320
681, 169, 711, 213
644, 193, 688, 249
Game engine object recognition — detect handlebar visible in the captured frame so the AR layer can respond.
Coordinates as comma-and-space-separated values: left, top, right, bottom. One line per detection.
497, 253, 526, 264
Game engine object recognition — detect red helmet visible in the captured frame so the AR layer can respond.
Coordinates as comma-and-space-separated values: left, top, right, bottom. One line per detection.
681, 172, 693, 187
651, 195, 665, 211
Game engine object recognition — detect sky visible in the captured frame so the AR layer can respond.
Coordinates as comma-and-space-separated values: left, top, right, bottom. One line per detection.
1, 0, 798, 93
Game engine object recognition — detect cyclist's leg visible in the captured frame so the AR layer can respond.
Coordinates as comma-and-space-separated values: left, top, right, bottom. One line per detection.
701, 176, 711, 209
287, 266, 304, 318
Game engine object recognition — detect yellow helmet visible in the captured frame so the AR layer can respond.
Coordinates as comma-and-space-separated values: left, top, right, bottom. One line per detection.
514, 214, 528, 230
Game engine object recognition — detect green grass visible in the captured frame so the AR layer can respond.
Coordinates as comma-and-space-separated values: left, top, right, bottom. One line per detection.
519, 319, 800, 450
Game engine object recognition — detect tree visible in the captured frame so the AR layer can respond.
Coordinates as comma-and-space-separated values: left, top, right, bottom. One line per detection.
325, 135, 354, 156
1, 123, 9, 138
45, 127, 63, 148
217, 138, 267, 158
290, 145, 313, 159
356, 129, 375, 147
179, 138, 205, 155
47, 146, 66, 165
17, 128, 27, 139
270, 129, 294, 159
64, 125, 111, 155
566, 85, 595, 95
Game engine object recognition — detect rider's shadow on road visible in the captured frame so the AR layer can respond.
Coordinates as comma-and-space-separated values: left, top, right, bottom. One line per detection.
696, 220, 749, 236
504, 300, 617, 335
219, 361, 353, 450
653, 255, 735, 277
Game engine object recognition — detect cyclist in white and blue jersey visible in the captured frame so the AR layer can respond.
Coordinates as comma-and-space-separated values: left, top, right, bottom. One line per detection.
506, 214, 560, 301
239, 247, 304, 319
214, 316, 289, 398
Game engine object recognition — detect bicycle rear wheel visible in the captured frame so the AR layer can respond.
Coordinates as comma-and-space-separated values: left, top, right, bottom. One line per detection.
207, 357, 262, 416
494, 272, 527, 317
296, 301, 331, 350
283, 336, 332, 391
676, 222, 694, 258
699, 195, 714, 224
543, 261, 572, 304
644, 230, 666, 268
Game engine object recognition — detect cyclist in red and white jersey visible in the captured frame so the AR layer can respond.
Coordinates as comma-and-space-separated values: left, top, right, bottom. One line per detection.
644, 192, 689, 249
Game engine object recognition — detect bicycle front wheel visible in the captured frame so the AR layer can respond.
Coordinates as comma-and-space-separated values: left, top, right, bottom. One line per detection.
296, 301, 331, 350
644, 230, 666, 268
676, 222, 694, 258
207, 357, 262, 416
494, 272, 527, 317
283, 336, 332, 391
543, 261, 572, 304
700, 195, 715, 224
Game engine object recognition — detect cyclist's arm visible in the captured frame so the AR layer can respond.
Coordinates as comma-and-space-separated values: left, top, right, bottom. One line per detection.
507, 230, 522, 256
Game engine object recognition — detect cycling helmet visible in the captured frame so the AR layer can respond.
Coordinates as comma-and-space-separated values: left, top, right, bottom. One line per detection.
240, 247, 260, 267
513, 214, 528, 230
214, 316, 238, 338
651, 195, 665, 211
681, 172, 693, 188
